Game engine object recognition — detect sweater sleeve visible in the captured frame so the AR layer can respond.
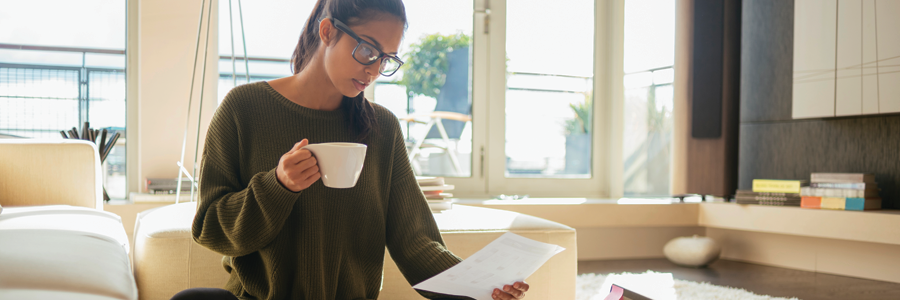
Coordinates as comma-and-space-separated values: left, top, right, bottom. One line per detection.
191, 98, 301, 257
382, 118, 471, 300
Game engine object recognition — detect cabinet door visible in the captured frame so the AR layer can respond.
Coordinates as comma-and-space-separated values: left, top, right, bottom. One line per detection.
876, 0, 900, 113
862, 0, 879, 114
836, 0, 862, 116
793, 0, 837, 119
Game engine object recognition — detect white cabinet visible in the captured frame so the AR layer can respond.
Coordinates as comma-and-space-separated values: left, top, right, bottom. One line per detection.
793, 0, 837, 119
793, 0, 900, 118
876, 0, 900, 113
836, 0, 862, 116
862, 0, 879, 114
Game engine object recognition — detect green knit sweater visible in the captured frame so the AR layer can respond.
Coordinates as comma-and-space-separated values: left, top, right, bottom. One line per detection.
193, 81, 464, 300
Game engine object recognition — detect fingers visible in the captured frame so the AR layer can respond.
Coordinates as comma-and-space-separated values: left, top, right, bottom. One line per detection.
286, 140, 313, 165
492, 282, 528, 300
492, 288, 514, 300
514, 281, 529, 292
282, 157, 319, 182
294, 139, 309, 151
296, 162, 321, 182
276, 139, 320, 192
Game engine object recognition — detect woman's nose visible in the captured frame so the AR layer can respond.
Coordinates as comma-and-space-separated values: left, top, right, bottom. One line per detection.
364, 60, 381, 77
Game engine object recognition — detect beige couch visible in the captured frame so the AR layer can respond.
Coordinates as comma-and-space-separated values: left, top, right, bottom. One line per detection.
0, 139, 137, 300
134, 202, 577, 300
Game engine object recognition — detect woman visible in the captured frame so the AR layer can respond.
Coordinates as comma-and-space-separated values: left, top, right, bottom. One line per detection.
177, 0, 529, 299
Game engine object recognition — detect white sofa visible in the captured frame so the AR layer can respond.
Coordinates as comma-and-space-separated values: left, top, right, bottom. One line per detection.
0, 139, 138, 300
134, 202, 577, 300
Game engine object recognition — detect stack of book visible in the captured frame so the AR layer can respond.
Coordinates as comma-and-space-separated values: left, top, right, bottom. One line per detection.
146, 178, 193, 195
417, 176, 454, 213
735, 179, 807, 206
800, 173, 881, 211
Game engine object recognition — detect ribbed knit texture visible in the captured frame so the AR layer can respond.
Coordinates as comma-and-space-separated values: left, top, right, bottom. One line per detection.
193, 81, 465, 300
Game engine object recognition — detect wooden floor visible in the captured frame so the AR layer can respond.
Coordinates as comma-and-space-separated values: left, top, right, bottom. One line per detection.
578, 258, 900, 300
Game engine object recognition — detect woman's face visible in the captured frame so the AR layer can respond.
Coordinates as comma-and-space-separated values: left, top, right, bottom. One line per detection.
320, 15, 404, 98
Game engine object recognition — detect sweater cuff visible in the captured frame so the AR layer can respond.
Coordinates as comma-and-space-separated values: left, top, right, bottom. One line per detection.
260, 168, 303, 203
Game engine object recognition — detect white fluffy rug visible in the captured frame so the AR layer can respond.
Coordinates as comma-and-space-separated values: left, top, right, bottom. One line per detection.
576, 272, 800, 300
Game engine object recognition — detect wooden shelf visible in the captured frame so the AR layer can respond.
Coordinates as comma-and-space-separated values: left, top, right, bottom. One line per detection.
453, 199, 700, 228
457, 199, 900, 246
699, 202, 900, 246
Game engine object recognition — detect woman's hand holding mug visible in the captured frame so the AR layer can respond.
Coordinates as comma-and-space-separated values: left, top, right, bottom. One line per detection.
277, 139, 321, 192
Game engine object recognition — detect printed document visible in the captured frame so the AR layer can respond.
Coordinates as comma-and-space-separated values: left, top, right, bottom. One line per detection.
413, 232, 566, 300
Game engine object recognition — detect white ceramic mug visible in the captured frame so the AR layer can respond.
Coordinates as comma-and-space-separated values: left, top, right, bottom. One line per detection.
300, 142, 367, 188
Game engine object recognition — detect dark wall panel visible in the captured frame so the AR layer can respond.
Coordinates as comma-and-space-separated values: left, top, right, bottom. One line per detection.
740, 0, 793, 123
739, 0, 900, 208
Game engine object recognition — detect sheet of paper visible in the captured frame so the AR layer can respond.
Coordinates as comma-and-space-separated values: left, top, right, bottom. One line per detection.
413, 232, 566, 300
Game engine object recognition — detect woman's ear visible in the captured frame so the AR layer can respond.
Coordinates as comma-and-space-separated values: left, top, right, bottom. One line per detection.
318, 18, 335, 45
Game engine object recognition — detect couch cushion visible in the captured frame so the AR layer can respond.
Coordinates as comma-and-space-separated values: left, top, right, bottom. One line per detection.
133, 202, 231, 300
0, 205, 136, 300
0, 289, 126, 300
0, 205, 129, 251
0, 230, 137, 300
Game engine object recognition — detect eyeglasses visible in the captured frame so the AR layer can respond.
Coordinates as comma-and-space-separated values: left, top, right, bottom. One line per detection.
328, 17, 404, 77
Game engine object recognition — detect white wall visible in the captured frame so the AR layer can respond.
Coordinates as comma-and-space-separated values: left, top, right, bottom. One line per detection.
128, 0, 219, 195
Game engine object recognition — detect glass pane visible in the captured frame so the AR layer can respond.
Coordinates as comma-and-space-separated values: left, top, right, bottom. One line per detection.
623, 0, 675, 196
505, 0, 594, 178
0, 0, 126, 49
375, 0, 474, 177
624, 0, 676, 73
0, 0, 127, 199
217, 0, 309, 102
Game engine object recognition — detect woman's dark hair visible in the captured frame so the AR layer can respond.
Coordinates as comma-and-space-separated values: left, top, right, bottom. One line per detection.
291, 0, 407, 144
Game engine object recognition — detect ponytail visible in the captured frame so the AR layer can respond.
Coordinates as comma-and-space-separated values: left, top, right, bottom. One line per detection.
290, 0, 407, 144
290, 0, 327, 74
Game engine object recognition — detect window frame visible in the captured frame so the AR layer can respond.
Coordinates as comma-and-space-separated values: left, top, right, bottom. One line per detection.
438, 0, 626, 198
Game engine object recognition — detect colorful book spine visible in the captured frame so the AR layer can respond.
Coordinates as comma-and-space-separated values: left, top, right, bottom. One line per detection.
735, 190, 800, 197
820, 197, 881, 211
736, 201, 801, 206
801, 196, 821, 209
809, 182, 876, 190
810, 173, 875, 183
800, 187, 879, 198
752, 179, 806, 194
735, 195, 801, 201
821, 197, 846, 210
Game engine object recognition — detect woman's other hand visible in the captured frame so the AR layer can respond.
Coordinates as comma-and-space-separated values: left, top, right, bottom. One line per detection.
276, 139, 321, 192
492, 281, 529, 299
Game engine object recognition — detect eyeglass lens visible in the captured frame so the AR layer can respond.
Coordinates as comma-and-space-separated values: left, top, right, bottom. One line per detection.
354, 43, 401, 75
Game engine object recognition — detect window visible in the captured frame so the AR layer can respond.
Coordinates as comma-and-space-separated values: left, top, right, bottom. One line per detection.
622, 0, 675, 196
218, 0, 677, 198
0, 0, 128, 200
504, 0, 594, 179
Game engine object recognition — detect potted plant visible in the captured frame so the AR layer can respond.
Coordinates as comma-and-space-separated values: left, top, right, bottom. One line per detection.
397, 33, 470, 100
397, 33, 471, 174
563, 94, 592, 175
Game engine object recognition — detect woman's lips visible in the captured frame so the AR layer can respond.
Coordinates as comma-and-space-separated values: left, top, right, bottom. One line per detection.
352, 79, 367, 92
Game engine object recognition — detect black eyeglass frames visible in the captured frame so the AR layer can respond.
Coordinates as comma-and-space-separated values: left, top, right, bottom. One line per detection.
329, 17, 404, 77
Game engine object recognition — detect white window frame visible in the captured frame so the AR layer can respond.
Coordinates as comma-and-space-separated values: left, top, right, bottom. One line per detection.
441, 0, 627, 198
